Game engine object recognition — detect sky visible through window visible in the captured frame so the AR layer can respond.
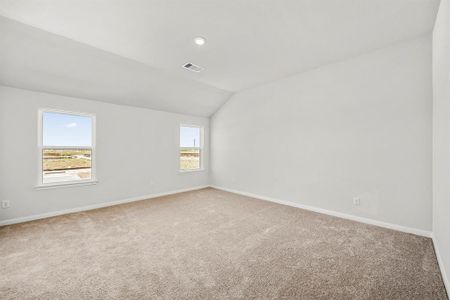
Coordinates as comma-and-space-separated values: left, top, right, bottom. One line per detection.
43, 112, 92, 147
180, 126, 200, 148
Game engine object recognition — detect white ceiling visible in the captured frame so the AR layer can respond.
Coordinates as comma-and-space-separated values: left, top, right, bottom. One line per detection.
0, 0, 440, 116
0, 17, 231, 116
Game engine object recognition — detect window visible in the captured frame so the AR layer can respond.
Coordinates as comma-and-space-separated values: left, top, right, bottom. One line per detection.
180, 125, 202, 171
38, 110, 95, 186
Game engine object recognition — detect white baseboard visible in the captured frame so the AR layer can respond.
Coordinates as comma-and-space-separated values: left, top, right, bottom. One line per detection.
432, 235, 450, 294
210, 185, 432, 238
0, 185, 209, 226
3, 184, 432, 238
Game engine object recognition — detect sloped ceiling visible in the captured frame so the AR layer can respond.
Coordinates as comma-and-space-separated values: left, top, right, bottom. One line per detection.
0, 17, 231, 116
0, 0, 440, 116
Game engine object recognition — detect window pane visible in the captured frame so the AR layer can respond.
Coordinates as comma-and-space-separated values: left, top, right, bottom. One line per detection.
42, 149, 92, 184
180, 149, 200, 170
180, 126, 200, 147
43, 112, 92, 147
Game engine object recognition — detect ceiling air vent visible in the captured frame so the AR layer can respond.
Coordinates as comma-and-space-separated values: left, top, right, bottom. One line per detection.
183, 62, 203, 72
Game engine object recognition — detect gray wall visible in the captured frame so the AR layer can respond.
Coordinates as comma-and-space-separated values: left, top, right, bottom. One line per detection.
433, 0, 450, 289
211, 36, 432, 232
0, 86, 209, 222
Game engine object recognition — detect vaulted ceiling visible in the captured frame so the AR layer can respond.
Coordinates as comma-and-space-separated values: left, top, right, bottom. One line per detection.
0, 0, 440, 116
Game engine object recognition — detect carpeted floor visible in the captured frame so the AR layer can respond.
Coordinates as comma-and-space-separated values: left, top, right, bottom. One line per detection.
0, 188, 447, 299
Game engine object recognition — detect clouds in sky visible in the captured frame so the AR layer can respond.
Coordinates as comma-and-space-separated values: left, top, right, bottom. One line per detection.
65, 122, 77, 128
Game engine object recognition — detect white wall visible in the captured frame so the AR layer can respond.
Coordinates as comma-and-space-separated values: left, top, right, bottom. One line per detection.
0, 86, 209, 223
211, 36, 432, 232
432, 0, 450, 289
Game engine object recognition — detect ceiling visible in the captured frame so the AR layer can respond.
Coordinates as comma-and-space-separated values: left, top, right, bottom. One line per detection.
0, 17, 231, 116
0, 0, 440, 116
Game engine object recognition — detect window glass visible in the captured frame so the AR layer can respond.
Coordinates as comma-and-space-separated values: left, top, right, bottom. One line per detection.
43, 112, 92, 147
41, 111, 94, 184
180, 126, 201, 170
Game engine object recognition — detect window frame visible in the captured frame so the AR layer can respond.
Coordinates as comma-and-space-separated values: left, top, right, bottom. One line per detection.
179, 124, 204, 173
36, 108, 97, 189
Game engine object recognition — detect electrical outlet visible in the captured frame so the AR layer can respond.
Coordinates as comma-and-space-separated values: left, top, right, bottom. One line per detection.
1, 200, 11, 209
353, 197, 361, 206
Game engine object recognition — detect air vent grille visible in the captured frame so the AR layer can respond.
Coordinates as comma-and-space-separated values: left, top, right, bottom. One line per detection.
183, 62, 203, 72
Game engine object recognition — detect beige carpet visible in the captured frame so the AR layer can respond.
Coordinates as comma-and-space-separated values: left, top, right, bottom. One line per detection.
0, 188, 447, 299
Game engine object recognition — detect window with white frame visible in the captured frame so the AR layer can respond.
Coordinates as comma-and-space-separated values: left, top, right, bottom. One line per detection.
180, 125, 202, 171
39, 110, 95, 185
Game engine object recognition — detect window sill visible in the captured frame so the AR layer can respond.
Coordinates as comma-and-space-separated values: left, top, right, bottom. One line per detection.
179, 168, 205, 174
35, 180, 98, 190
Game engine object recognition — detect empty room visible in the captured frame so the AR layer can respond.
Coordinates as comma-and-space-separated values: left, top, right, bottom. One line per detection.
0, 0, 449, 299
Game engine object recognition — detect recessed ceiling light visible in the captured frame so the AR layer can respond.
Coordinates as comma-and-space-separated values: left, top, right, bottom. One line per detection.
194, 37, 206, 46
